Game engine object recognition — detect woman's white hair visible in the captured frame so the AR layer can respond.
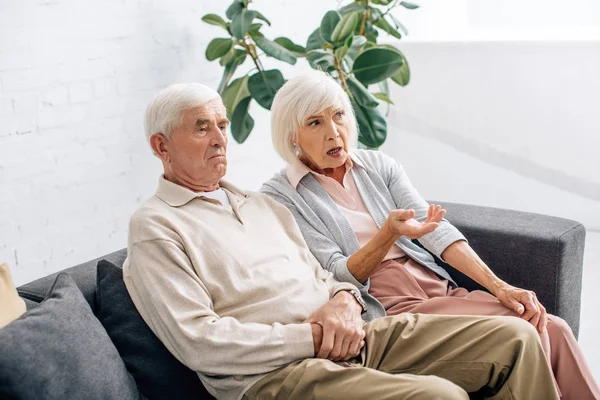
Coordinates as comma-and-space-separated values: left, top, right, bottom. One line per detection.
144, 83, 220, 148
270, 70, 358, 167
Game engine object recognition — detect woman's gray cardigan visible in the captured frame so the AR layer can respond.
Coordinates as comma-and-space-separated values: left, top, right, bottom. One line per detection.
260, 149, 466, 322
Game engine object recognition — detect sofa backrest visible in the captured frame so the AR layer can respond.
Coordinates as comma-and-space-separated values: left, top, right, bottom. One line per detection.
17, 249, 128, 311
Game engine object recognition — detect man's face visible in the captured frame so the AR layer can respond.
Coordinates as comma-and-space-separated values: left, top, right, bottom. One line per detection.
157, 97, 229, 191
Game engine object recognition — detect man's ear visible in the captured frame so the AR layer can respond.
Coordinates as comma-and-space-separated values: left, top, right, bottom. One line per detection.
150, 133, 169, 161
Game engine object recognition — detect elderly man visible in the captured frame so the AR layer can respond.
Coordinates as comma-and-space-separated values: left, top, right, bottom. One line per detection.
123, 83, 560, 400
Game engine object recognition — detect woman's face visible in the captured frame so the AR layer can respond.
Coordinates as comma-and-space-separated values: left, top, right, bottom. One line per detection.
296, 104, 351, 172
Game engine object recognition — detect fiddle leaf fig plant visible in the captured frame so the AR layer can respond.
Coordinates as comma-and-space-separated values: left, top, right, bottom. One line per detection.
202, 0, 418, 147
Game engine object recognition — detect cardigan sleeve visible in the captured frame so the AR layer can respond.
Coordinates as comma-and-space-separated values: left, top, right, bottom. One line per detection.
378, 152, 467, 259
261, 187, 370, 291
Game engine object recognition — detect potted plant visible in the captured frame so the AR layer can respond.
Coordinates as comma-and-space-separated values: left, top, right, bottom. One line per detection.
202, 0, 417, 147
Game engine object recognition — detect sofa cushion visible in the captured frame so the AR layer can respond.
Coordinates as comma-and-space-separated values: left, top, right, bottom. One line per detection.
96, 259, 213, 400
0, 273, 140, 400
0, 263, 26, 328
17, 248, 127, 312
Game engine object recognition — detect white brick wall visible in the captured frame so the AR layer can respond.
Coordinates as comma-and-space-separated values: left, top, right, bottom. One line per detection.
0, 0, 324, 285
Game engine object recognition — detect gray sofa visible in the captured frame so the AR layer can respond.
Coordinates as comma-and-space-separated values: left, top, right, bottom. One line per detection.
12, 201, 586, 398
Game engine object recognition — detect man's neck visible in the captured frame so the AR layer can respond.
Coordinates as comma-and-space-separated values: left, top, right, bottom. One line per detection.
164, 173, 220, 192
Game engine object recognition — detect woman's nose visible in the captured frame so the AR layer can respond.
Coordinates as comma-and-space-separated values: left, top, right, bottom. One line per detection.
326, 123, 340, 139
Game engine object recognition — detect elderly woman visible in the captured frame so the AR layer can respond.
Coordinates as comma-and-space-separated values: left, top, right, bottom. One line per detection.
261, 70, 599, 399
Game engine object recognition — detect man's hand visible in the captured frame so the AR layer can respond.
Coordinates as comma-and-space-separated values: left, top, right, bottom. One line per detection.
305, 291, 365, 361
495, 284, 548, 332
383, 204, 445, 240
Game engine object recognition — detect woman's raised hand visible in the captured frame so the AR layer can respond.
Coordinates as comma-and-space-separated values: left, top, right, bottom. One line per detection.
383, 204, 446, 240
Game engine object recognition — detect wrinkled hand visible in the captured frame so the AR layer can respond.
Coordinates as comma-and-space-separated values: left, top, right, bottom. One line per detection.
495, 285, 548, 332
305, 291, 365, 361
383, 204, 446, 240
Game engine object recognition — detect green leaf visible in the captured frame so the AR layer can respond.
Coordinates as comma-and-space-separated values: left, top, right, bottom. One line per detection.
320, 10, 341, 43
374, 15, 402, 39
345, 35, 367, 60
378, 79, 389, 96
225, 1, 244, 19
231, 9, 257, 39
306, 28, 326, 51
352, 99, 387, 148
389, 14, 409, 35
254, 11, 271, 26
391, 55, 410, 86
248, 23, 263, 37
400, 1, 420, 9
331, 11, 360, 44
371, 0, 392, 4
222, 75, 250, 119
254, 37, 297, 65
339, 2, 367, 14
364, 22, 379, 43
230, 96, 254, 143
372, 92, 394, 104
248, 69, 285, 110
352, 48, 403, 85
205, 38, 234, 61
202, 14, 228, 29
274, 37, 306, 57
379, 45, 411, 86
306, 50, 335, 70
217, 49, 247, 94
347, 76, 379, 109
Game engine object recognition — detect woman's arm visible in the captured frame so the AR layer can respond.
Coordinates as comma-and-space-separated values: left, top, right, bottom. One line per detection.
347, 206, 445, 283
441, 240, 548, 332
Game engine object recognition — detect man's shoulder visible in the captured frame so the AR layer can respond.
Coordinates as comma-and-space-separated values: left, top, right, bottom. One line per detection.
128, 195, 177, 243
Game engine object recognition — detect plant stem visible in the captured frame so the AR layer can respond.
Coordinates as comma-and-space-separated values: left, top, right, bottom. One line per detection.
359, 0, 370, 36
334, 56, 348, 93
242, 36, 263, 73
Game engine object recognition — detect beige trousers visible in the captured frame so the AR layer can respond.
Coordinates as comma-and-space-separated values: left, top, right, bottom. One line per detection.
243, 314, 560, 400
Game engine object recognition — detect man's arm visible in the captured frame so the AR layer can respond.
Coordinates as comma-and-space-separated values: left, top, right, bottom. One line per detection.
123, 239, 315, 376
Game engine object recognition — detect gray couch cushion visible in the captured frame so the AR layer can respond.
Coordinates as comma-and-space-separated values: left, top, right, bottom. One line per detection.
0, 273, 140, 400
17, 249, 127, 312
96, 259, 213, 399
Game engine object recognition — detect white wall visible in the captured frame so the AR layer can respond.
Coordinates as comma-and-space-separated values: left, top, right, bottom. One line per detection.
381, 40, 600, 230
0, 0, 320, 286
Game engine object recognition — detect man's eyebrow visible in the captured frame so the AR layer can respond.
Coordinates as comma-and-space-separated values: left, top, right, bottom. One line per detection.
218, 118, 230, 124
195, 118, 210, 127
306, 113, 323, 120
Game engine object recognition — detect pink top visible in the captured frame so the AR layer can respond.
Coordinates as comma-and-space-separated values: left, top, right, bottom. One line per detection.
286, 154, 405, 261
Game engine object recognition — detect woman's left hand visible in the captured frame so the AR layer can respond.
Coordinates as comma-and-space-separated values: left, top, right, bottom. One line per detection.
495, 285, 548, 332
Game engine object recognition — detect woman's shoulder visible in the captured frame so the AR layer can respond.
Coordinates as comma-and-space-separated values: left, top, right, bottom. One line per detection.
352, 149, 398, 171
260, 168, 294, 196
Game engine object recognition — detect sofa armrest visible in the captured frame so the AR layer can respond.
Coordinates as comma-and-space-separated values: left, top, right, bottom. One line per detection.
431, 201, 586, 337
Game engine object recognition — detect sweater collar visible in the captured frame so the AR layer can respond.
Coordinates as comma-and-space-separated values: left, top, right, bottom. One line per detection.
285, 152, 365, 189
155, 175, 249, 207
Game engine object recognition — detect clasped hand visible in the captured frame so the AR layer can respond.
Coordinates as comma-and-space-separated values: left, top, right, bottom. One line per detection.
305, 291, 365, 361
383, 204, 446, 240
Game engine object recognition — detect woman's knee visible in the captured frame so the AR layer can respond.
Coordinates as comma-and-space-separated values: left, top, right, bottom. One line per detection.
547, 314, 573, 336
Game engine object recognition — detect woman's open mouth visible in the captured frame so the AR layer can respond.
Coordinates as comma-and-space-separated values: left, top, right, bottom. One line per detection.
326, 147, 342, 157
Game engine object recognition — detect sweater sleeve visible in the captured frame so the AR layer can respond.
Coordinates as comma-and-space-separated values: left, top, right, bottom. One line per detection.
378, 152, 467, 259
123, 238, 314, 377
261, 188, 369, 291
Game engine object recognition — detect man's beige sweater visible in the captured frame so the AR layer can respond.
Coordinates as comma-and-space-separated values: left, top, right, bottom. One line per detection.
123, 177, 356, 400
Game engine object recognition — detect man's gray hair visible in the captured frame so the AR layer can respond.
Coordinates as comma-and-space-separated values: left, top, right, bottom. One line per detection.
144, 83, 220, 147
270, 70, 358, 167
